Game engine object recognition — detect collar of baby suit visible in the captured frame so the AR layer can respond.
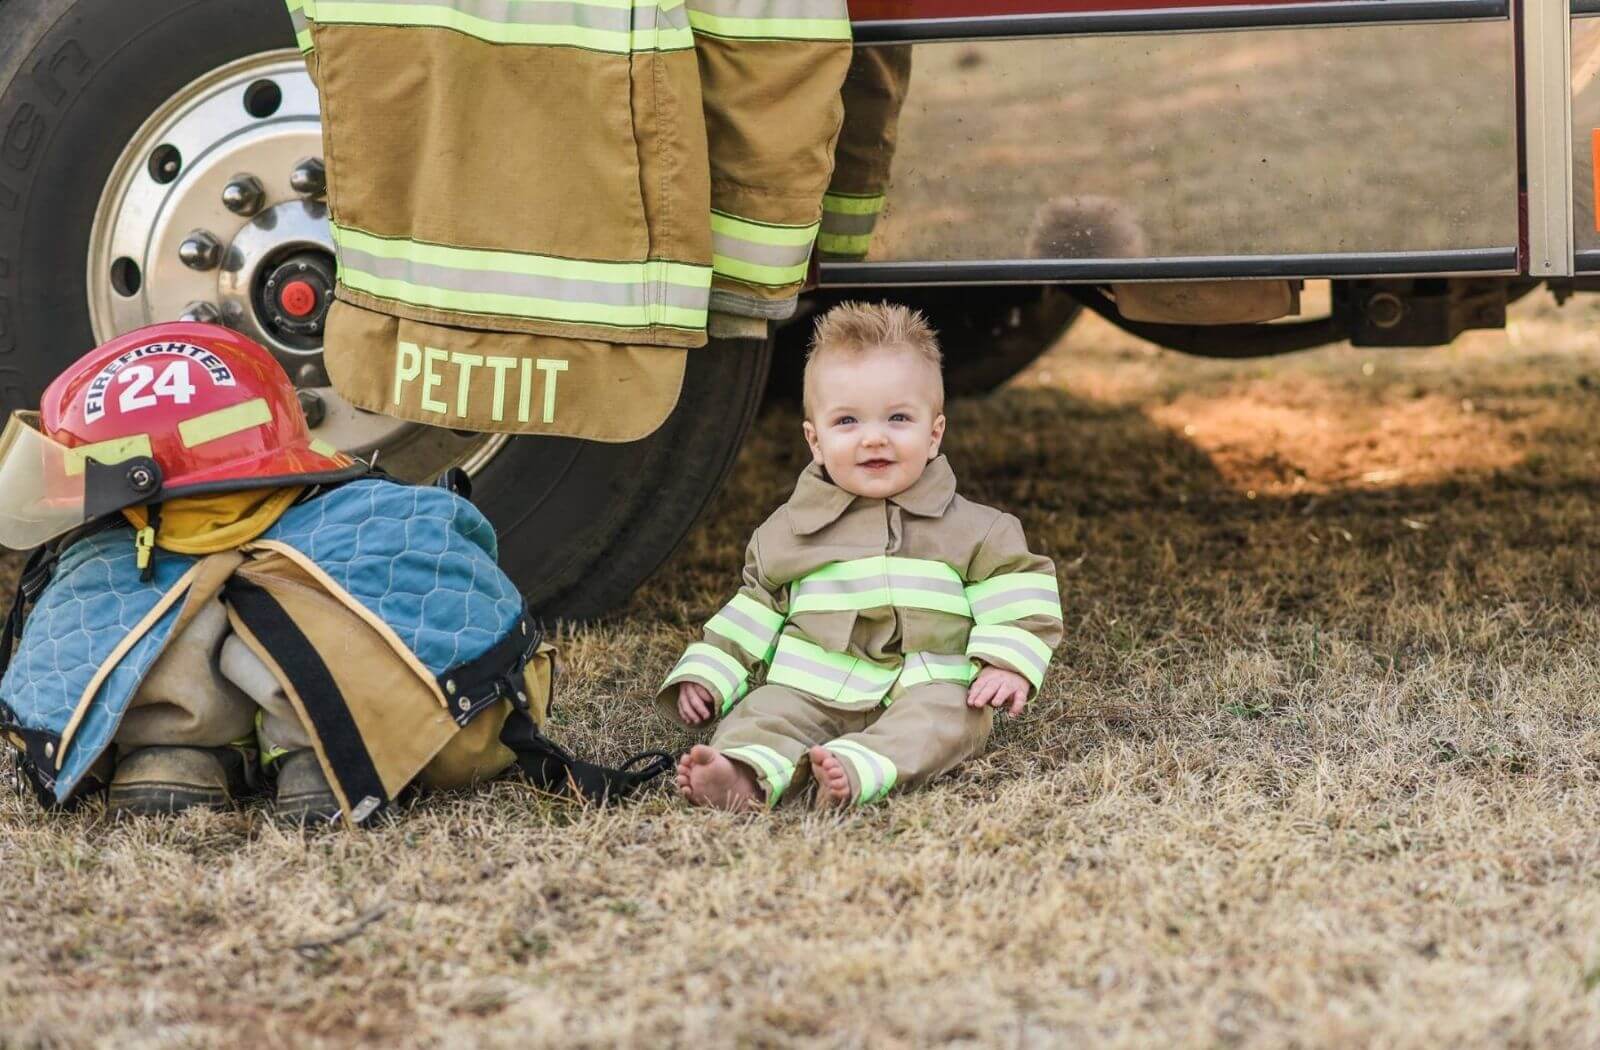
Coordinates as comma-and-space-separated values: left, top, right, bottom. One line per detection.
784, 455, 958, 536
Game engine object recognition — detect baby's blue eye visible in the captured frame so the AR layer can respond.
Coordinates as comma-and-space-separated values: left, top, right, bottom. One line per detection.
834, 415, 857, 426
890, 413, 912, 423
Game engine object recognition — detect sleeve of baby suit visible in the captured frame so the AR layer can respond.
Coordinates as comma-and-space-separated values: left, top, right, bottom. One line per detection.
656, 532, 789, 723
962, 514, 1063, 696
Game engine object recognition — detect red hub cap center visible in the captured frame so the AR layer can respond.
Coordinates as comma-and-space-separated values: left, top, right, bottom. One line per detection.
280, 279, 317, 318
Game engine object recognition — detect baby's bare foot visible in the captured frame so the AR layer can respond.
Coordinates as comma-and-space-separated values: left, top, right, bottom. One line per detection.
678, 744, 760, 811
809, 746, 852, 807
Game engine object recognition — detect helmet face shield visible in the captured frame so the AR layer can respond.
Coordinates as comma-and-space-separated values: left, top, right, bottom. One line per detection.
0, 412, 92, 550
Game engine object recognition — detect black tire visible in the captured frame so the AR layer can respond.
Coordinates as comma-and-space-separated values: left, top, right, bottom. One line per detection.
0, 0, 768, 619
770, 286, 1080, 400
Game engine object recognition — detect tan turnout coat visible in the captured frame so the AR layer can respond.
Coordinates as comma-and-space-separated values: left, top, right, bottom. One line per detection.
658, 456, 1064, 720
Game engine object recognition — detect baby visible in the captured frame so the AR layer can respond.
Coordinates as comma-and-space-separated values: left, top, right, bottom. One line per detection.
658, 301, 1063, 809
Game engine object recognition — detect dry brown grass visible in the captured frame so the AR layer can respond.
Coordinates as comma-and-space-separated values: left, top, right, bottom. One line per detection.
7, 291, 1600, 1047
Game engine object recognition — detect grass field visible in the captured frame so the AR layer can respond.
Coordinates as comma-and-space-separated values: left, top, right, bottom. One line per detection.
5, 291, 1600, 1047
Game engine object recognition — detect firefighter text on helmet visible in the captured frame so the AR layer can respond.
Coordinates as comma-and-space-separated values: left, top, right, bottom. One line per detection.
392, 342, 568, 425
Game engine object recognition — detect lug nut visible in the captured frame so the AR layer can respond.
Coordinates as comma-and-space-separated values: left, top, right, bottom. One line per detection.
221, 175, 265, 216
289, 157, 326, 197
179, 231, 221, 271
297, 389, 327, 428
179, 301, 222, 324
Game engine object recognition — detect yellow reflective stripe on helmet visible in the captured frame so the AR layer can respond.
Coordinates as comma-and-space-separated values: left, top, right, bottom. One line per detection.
310, 0, 695, 53
309, 438, 342, 458
662, 642, 750, 713
790, 556, 970, 618
686, 0, 849, 40
966, 625, 1054, 689
178, 398, 273, 449
722, 744, 794, 806
768, 634, 899, 707
965, 572, 1063, 627
62, 434, 154, 476
332, 224, 711, 332
709, 211, 817, 288
705, 593, 785, 664
824, 739, 897, 804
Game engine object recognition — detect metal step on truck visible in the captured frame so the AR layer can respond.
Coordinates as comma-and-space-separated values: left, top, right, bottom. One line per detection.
0, 0, 1591, 615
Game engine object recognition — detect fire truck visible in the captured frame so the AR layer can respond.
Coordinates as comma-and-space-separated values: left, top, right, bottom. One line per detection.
0, 0, 1589, 615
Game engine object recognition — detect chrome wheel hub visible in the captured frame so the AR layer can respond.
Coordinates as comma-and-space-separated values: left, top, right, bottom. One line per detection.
88, 51, 507, 474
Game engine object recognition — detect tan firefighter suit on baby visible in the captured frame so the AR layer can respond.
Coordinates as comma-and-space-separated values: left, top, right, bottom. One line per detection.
284, 0, 852, 438
657, 456, 1063, 806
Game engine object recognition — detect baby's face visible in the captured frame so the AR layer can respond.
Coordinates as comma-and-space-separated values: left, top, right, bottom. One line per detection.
802, 346, 946, 500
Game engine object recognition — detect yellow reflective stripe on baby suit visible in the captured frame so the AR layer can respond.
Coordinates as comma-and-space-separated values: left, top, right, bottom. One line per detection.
768, 634, 899, 707
662, 642, 749, 713
722, 744, 794, 806
705, 593, 785, 664
824, 739, 897, 804
964, 572, 1062, 626
890, 652, 977, 699
790, 556, 970, 618
966, 625, 1053, 690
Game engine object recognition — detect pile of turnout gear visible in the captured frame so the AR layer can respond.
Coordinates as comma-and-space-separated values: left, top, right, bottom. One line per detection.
0, 323, 668, 825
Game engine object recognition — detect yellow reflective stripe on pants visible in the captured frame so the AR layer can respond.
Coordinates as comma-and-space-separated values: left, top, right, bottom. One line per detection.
825, 738, 897, 804
723, 744, 794, 806
789, 555, 969, 617
662, 642, 750, 713
705, 593, 785, 664
890, 652, 977, 700
818, 192, 883, 256
966, 625, 1053, 690
310, 0, 695, 53
965, 571, 1062, 626
332, 224, 711, 333
768, 634, 899, 707
709, 211, 817, 288
286, 0, 315, 52
686, 0, 850, 40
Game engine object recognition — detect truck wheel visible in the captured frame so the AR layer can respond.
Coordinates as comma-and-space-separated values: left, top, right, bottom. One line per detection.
0, 0, 767, 619
771, 286, 1080, 399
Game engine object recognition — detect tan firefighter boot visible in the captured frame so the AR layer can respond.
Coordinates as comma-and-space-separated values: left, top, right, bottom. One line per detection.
107, 744, 256, 817
273, 749, 340, 825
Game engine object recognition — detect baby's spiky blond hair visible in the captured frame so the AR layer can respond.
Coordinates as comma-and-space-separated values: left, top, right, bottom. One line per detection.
804, 301, 944, 418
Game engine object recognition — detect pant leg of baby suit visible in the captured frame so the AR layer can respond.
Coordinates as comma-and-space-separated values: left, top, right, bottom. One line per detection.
709, 683, 868, 807
821, 681, 993, 805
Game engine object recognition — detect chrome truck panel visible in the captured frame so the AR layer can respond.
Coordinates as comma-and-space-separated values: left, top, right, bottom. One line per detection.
818, 18, 1518, 287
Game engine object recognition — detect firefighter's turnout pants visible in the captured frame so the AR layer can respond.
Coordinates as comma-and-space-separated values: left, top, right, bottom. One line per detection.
286, 0, 852, 437
820, 44, 913, 261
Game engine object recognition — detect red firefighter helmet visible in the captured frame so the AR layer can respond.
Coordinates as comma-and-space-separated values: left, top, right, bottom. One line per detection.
0, 322, 363, 549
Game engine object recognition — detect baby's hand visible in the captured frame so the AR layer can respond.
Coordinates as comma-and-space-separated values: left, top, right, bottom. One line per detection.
677, 681, 716, 725
967, 665, 1031, 717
